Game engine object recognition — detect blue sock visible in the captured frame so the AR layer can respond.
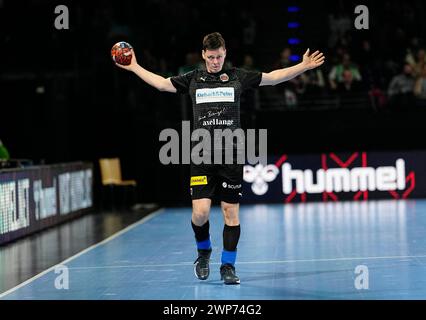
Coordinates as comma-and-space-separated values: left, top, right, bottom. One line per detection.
221, 250, 237, 266
197, 238, 211, 250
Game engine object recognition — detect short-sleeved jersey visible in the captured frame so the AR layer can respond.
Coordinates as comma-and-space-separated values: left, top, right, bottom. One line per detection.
171, 68, 261, 152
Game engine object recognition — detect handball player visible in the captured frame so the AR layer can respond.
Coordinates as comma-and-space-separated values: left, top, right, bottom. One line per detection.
115, 32, 325, 284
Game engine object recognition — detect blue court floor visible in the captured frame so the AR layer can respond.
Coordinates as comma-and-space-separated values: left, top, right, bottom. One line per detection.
2, 199, 426, 300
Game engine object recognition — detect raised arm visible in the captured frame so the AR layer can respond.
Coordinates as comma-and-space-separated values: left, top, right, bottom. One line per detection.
260, 49, 325, 86
115, 49, 177, 93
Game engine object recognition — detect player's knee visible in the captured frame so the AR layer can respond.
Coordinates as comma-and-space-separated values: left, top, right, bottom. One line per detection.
192, 207, 210, 225
222, 203, 239, 225
222, 202, 238, 214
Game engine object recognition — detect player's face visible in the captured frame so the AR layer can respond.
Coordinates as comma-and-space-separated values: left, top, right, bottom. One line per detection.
202, 47, 226, 73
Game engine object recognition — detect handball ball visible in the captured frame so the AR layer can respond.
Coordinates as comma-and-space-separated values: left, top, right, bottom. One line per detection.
111, 41, 133, 66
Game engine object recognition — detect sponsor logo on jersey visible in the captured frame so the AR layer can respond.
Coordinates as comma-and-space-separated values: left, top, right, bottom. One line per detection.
220, 73, 229, 82
190, 176, 208, 186
202, 119, 234, 126
195, 87, 235, 104
222, 182, 242, 189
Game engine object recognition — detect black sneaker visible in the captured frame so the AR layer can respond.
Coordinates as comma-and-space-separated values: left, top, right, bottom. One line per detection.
220, 264, 240, 285
194, 249, 212, 280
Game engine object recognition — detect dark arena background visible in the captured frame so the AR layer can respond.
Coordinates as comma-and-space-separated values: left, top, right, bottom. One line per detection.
1, 0, 426, 313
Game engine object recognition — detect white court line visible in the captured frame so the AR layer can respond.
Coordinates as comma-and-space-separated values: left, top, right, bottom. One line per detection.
61, 253, 426, 270
0, 209, 164, 299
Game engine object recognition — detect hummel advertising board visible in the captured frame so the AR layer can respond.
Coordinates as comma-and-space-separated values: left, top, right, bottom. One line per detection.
242, 151, 426, 203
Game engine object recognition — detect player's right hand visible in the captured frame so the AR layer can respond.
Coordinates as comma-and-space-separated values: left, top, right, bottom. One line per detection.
115, 49, 138, 71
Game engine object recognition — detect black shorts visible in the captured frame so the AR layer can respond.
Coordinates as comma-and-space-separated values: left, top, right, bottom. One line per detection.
190, 163, 243, 204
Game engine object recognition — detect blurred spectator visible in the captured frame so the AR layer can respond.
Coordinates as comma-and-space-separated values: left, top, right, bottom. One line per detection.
241, 54, 258, 71
406, 48, 426, 77
337, 69, 362, 93
329, 53, 362, 90
328, 12, 351, 48
336, 69, 364, 107
0, 139, 10, 160
298, 69, 326, 96
405, 37, 422, 63
369, 86, 388, 110
414, 64, 426, 107
289, 75, 306, 96
284, 88, 298, 108
272, 48, 298, 108
274, 48, 292, 69
388, 64, 415, 109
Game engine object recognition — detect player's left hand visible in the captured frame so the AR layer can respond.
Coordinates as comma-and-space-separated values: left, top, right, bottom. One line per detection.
302, 49, 325, 70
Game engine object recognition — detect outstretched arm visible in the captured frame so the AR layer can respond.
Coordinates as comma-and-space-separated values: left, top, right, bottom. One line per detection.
115, 49, 177, 93
260, 49, 325, 86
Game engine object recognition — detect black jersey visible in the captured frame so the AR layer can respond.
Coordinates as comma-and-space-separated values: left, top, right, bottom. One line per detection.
171, 68, 261, 199
171, 68, 261, 153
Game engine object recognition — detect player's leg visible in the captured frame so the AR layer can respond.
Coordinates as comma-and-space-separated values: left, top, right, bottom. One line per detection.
219, 201, 241, 284
192, 198, 212, 251
190, 163, 217, 280
192, 198, 213, 280
218, 163, 243, 284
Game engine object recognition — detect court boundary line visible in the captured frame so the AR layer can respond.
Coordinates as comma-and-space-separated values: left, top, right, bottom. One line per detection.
0, 208, 164, 299
56, 253, 426, 270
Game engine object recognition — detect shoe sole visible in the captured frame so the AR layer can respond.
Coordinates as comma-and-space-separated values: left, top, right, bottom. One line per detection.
220, 275, 240, 285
